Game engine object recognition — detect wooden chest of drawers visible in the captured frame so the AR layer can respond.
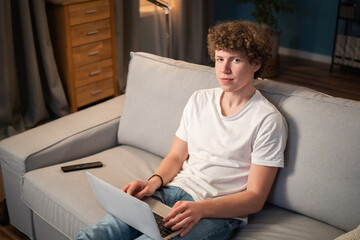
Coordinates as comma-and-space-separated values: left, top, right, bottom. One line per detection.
46, 0, 118, 112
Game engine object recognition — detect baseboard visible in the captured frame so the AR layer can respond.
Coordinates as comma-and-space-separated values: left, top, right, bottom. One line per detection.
279, 47, 332, 64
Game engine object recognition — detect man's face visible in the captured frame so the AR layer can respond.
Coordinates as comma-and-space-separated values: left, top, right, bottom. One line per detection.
215, 50, 260, 95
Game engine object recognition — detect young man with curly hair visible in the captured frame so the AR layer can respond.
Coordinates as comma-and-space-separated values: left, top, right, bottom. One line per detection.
76, 20, 287, 240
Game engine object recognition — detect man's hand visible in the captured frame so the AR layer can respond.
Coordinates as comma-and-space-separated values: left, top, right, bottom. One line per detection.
121, 180, 158, 199
163, 201, 203, 237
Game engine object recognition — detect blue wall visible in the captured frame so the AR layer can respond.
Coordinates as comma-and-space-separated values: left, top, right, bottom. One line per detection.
214, 0, 339, 57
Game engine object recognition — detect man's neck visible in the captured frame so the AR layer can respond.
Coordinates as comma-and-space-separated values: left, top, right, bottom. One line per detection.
220, 87, 255, 117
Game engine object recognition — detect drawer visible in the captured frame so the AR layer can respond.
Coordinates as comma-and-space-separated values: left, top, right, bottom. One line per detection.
72, 39, 112, 67
76, 78, 115, 108
71, 19, 111, 47
74, 58, 113, 87
69, 0, 110, 26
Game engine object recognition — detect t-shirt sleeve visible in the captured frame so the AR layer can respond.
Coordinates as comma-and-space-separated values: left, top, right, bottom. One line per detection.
251, 113, 288, 167
175, 92, 196, 142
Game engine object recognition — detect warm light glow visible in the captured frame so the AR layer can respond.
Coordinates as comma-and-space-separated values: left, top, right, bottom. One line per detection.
140, 0, 171, 16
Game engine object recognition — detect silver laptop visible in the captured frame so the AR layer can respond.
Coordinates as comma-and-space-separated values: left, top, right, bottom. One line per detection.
85, 172, 181, 240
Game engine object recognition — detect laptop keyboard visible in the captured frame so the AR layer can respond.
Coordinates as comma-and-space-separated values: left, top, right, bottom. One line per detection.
153, 212, 176, 238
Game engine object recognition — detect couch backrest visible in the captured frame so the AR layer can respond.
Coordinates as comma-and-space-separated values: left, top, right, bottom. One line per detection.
118, 52, 218, 157
255, 80, 360, 232
118, 52, 360, 232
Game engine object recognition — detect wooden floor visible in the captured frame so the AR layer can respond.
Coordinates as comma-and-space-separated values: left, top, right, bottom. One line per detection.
0, 224, 29, 240
0, 55, 359, 240
271, 55, 360, 101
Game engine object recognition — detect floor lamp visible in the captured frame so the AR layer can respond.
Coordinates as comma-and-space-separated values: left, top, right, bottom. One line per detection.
146, 0, 171, 57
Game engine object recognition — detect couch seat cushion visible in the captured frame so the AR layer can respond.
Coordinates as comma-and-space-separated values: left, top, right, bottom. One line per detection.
233, 204, 345, 240
21, 145, 162, 239
21, 145, 346, 240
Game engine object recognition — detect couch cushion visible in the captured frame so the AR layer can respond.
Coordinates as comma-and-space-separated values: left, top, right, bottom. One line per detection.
21, 145, 162, 239
117, 52, 218, 157
254, 79, 360, 232
233, 204, 345, 240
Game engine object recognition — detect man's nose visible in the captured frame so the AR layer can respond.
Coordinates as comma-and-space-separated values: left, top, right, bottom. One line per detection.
222, 61, 231, 73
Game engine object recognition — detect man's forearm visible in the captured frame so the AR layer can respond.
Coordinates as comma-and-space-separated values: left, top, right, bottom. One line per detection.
154, 155, 184, 187
199, 165, 278, 219
198, 190, 265, 219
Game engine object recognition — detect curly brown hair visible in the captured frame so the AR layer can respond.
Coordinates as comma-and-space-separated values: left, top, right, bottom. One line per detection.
207, 20, 272, 79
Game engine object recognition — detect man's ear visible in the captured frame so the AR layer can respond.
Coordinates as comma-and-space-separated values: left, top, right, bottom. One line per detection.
252, 58, 262, 72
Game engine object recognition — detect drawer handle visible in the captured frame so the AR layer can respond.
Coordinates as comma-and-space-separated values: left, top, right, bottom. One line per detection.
91, 89, 102, 95
89, 70, 101, 77
87, 30, 99, 36
85, 10, 98, 14
88, 51, 99, 56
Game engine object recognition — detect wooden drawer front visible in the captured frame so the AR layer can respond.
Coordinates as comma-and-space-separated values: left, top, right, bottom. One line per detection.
76, 78, 114, 107
71, 19, 111, 47
72, 39, 112, 67
69, 0, 110, 26
74, 59, 113, 87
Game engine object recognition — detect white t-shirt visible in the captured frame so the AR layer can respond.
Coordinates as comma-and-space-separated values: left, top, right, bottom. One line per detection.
169, 88, 287, 202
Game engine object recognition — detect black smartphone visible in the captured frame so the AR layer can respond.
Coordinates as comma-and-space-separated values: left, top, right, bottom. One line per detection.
61, 161, 103, 172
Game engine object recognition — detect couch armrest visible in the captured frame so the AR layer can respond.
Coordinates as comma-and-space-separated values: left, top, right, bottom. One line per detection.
0, 95, 125, 175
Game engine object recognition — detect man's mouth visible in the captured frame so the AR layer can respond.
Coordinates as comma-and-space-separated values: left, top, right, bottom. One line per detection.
220, 78, 233, 83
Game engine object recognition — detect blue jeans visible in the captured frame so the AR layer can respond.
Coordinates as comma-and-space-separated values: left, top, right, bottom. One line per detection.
76, 186, 241, 240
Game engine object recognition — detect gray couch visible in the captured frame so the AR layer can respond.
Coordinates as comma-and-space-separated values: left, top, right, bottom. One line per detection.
0, 52, 359, 240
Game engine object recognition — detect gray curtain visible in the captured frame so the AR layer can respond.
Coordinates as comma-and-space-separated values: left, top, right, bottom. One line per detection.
0, 0, 69, 141
170, 0, 214, 65
0, 1, 23, 140
138, 0, 214, 65
115, 0, 141, 93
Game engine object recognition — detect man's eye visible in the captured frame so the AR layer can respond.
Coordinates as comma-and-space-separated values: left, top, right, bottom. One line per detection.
216, 58, 223, 62
233, 59, 241, 63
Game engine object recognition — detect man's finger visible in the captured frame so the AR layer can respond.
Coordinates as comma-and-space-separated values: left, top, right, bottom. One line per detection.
121, 184, 130, 192
134, 186, 150, 199
126, 181, 143, 196
164, 204, 184, 222
180, 221, 195, 237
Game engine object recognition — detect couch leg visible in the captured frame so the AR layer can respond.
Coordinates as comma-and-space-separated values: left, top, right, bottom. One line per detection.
0, 199, 9, 226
